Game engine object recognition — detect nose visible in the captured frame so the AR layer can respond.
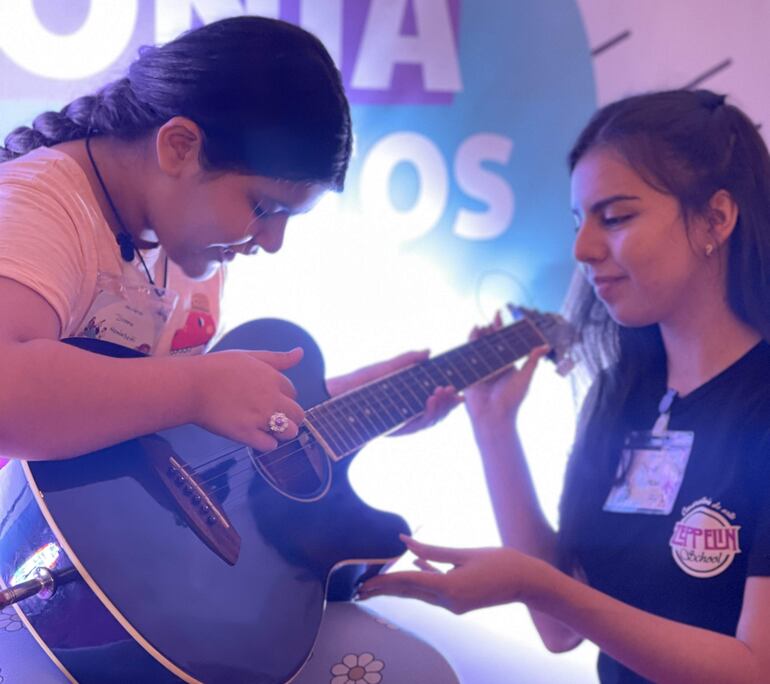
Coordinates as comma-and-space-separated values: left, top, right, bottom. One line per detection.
573, 218, 606, 265
257, 214, 289, 254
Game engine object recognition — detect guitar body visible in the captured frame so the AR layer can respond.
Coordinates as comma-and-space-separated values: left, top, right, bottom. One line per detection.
0, 319, 409, 683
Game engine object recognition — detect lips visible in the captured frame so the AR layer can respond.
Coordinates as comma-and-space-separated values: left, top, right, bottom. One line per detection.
590, 275, 626, 298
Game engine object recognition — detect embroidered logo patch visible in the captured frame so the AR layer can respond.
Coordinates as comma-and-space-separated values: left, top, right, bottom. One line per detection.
669, 497, 741, 578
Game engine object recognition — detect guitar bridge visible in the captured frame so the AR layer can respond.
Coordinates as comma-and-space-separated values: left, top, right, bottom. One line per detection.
143, 438, 241, 566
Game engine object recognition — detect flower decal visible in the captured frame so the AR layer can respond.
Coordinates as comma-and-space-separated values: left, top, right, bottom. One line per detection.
0, 606, 23, 633
330, 652, 385, 684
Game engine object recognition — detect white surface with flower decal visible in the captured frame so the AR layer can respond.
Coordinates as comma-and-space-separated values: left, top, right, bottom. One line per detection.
331, 652, 385, 684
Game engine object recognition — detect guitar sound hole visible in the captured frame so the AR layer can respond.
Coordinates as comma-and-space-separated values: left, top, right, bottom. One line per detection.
251, 430, 331, 501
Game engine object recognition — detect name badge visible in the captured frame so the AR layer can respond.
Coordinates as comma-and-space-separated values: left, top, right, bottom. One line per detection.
74, 272, 178, 355
603, 430, 694, 515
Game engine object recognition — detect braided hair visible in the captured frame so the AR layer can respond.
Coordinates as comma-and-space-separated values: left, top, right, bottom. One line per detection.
0, 16, 352, 190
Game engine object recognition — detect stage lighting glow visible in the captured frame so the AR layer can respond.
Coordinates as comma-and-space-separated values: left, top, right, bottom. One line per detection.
11, 543, 62, 587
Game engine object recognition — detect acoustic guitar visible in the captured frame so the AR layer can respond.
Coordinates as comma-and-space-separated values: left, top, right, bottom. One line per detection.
0, 310, 573, 683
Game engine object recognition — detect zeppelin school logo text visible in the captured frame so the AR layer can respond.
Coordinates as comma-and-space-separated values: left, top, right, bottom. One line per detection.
669, 497, 741, 578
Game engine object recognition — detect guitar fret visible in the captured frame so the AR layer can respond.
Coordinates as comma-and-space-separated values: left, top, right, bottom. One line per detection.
347, 392, 387, 440
422, 361, 452, 388
373, 377, 415, 423
430, 357, 457, 389
400, 368, 433, 403
306, 407, 346, 456
478, 333, 512, 366
354, 380, 405, 434
445, 349, 479, 389
334, 395, 377, 444
342, 391, 383, 437
413, 364, 442, 393
325, 398, 368, 448
358, 383, 396, 426
460, 340, 497, 376
390, 374, 425, 413
303, 316, 568, 459
314, 404, 357, 453
358, 385, 397, 433
324, 405, 358, 454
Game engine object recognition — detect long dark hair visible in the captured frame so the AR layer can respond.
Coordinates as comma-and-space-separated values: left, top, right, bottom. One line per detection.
0, 16, 352, 190
558, 89, 770, 565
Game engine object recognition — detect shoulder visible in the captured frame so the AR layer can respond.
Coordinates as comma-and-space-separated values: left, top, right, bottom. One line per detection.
730, 341, 770, 414
0, 148, 102, 241
0, 147, 94, 210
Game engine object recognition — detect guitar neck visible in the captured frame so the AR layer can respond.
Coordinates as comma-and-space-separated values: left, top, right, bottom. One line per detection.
305, 319, 547, 460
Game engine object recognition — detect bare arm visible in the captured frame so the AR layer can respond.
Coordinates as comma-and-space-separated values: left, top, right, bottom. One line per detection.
469, 398, 584, 651
361, 542, 770, 683
0, 277, 304, 460
526, 565, 770, 683
464, 319, 583, 650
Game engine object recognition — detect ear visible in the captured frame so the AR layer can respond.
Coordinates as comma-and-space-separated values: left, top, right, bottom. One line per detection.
706, 188, 739, 247
155, 117, 204, 177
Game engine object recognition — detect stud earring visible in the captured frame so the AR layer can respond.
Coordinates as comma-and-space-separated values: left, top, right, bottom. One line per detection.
705, 243, 715, 257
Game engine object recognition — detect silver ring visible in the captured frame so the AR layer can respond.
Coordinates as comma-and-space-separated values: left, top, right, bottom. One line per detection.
268, 411, 289, 433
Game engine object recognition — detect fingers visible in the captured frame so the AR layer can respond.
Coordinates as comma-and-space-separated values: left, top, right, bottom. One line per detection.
357, 570, 444, 604
424, 387, 463, 419
264, 399, 304, 441
360, 349, 431, 382
414, 557, 442, 573
388, 386, 461, 436
493, 309, 503, 329
251, 430, 279, 452
518, 344, 549, 384
400, 535, 467, 565
389, 349, 430, 367
275, 396, 304, 426
469, 309, 505, 340
251, 347, 304, 371
327, 350, 432, 397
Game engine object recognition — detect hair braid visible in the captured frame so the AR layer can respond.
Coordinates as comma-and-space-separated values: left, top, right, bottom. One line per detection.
0, 78, 162, 162
0, 16, 352, 187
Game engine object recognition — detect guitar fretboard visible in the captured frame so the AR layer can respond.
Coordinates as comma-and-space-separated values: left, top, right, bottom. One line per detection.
305, 319, 546, 460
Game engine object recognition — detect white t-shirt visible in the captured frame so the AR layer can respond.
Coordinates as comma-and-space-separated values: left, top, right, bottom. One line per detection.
0, 147, 224, 355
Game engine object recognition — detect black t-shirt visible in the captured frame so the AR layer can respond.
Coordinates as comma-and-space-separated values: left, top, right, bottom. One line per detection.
569, 342, 770, 684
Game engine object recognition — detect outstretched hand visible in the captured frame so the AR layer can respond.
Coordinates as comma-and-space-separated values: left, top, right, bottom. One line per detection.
326, 350, 462, 436
357, 535, 544, 615
464, 310, 550, 424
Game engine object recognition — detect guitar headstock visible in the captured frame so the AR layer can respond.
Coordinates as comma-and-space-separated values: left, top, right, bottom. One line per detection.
509, 305, 578, 376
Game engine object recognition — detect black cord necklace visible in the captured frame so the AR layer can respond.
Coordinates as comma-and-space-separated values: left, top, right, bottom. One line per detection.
85, 135, 168, 289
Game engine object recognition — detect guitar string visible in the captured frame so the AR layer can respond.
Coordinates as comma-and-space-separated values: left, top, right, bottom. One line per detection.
203, 338, 536, 503
195, 363, 544, 502
187, 343, 494, 491
184, 322, 553, 496
180, 320, 560, 497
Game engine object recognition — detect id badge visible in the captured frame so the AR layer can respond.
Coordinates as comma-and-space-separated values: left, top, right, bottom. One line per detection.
603, 430, 694, 515
74, 272, 178, 355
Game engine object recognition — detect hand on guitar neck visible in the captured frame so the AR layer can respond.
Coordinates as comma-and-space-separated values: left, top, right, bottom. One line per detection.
327, 349, 463, 436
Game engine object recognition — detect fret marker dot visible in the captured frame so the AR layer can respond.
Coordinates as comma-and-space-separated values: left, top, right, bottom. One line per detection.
348, 417, 356, 423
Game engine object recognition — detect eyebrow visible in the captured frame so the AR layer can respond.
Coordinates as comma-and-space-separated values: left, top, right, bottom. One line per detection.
572, 194, 641, 217
256, 188, 318, 217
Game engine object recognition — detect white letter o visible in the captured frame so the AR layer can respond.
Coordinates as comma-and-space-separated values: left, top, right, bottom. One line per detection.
360, 132, 448, 242
0, 0, 139, 80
